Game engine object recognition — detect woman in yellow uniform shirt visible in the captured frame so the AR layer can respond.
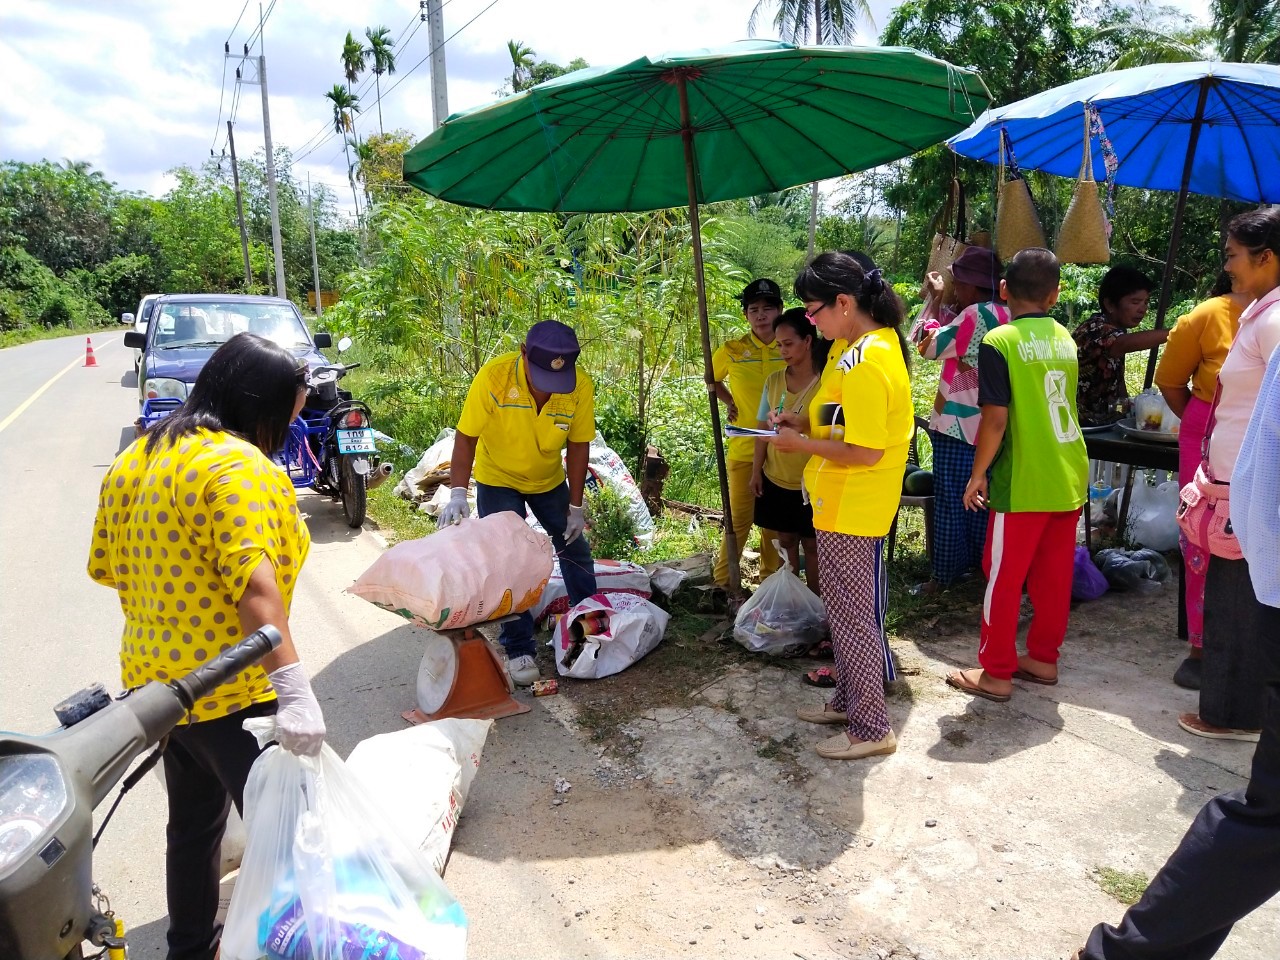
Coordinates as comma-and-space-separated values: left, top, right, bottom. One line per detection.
88, 333, 324, 960
749, 308, 830, 594
768, 252, 913, 761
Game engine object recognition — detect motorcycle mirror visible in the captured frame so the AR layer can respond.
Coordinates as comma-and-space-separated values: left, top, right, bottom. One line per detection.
337, 336, 353, 353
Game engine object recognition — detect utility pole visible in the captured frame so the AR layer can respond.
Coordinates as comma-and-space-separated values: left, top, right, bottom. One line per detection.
425, 0, 449, 129
307, 174, 322, 317
228, 11, 287, 299
226, 121, 253, 287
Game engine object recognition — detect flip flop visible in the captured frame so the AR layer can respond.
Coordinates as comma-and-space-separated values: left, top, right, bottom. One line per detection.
1013, 668, 1058, 686
803, 666, 837, 688
945, 670, 1011, 703
805, 639, 834, 659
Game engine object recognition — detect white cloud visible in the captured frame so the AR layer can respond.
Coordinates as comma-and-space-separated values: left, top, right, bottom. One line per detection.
3, 0, 1212, 213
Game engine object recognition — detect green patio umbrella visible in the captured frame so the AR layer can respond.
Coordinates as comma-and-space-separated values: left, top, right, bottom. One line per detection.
404, 40, 991, 589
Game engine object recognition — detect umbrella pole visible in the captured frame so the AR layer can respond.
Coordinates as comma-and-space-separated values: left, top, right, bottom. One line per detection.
677, 73, 741, 593
1145, 78, 1211, 388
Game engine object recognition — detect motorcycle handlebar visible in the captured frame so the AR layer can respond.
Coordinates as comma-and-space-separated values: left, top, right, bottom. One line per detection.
169, 626, 282, 710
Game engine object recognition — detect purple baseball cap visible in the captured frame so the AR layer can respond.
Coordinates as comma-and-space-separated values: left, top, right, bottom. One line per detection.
524, 320, 580, 394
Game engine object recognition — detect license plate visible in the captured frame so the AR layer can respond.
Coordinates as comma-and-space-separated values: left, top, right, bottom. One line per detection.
337, 428, 376, 454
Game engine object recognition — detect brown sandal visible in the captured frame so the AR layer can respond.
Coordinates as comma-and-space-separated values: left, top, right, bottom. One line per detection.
945, 669, 1011, 703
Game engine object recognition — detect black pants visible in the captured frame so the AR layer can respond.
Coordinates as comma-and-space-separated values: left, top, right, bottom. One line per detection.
1083, 601, 1280, 959
1200, 557, 1268, 730
163, 700, 275, 960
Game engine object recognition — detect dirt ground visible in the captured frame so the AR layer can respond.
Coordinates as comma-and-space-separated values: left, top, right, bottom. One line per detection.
442, 579, 1278, 960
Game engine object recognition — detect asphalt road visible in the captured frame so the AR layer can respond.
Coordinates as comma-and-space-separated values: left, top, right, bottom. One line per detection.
0, 332, 431, 957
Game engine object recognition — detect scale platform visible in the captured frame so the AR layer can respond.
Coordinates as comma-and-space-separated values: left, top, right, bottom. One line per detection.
401, 616, 532, 725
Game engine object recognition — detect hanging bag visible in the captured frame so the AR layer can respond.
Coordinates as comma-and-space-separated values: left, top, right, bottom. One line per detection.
1056, 108, 1111, 264
926, 179, 969, 288
1175, 383, 1243, 560
994, 127, 1047, 260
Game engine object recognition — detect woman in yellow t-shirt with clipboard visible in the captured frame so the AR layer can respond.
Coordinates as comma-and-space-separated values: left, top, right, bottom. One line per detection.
749, 308, 830, 595
766, 252, 914, 761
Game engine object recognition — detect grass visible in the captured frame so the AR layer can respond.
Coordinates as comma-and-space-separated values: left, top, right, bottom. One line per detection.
1093, 867, 1150, 905
0, 322, 114, 349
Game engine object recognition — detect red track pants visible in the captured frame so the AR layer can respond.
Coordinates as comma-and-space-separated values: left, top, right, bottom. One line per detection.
979, 509, 1080, 681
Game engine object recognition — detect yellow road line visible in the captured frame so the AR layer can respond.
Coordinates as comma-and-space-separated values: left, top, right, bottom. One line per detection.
0, 337, 116, 435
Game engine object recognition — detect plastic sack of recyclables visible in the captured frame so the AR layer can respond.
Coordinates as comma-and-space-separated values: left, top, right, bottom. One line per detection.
347, 512, 553, 630
530, 558, 652, 627
733, 544, 828, 656
554, 593, 670, 679
1094, 547, 1171, 593
220, 718, 467, 960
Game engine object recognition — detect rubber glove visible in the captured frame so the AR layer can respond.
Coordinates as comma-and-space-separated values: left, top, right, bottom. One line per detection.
564, 503, 586, 545
268, 662, 326, 756
439, 486, 470, 527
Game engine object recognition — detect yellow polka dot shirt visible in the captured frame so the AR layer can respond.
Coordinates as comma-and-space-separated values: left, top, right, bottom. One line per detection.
88, 429, 310, 722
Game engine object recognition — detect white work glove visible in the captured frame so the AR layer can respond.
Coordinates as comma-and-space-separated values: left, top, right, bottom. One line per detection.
564, 503, 586, 545
439, 486, 470, 527
268, 662, 326, 756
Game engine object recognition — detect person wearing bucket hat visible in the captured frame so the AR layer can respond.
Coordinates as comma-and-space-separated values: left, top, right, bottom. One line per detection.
913, 245, 1011, 596
711, 278, 787, 589
441, 319, 598, 686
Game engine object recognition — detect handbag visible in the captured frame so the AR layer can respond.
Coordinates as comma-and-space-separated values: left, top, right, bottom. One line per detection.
1056, 108, 1111, 264
995, 127, 1047, 260
1175, 383, 1243, 560
926, 178, 968, 297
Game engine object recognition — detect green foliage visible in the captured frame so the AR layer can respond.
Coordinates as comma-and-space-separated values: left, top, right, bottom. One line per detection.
0, 288, 26, 331
0, 245, 107, 330
584, 482, 639, 561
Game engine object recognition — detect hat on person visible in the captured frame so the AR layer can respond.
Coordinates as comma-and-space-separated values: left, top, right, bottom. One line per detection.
524, 320, 581, 394
950, 246, 1003, 292
740, 278, 784, 307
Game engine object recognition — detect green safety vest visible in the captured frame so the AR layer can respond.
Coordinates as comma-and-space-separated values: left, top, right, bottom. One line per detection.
983, 315, 1089, 513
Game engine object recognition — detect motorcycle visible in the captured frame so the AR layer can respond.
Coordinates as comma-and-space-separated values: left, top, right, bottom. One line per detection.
0, 626, 283, 960
289, 337, 380, 529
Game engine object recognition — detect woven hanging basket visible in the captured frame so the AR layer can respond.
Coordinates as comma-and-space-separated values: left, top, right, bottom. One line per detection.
994, 129, 1046, 260
1056, 111, 1111, 265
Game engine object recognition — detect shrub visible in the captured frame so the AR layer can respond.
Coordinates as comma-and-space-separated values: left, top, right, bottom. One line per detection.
40, 294, 76, 327
584, 481, 638, 561
0, 288, 27, 331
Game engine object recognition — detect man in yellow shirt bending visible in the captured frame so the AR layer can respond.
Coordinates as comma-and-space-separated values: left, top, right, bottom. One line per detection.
441, 320, 598, 685
712, 278, 786, 588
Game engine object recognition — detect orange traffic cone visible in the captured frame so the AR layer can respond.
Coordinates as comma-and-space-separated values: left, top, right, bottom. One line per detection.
84, 337, 97, 368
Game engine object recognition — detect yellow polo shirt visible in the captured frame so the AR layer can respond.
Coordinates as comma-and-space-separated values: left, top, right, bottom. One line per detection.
713, 331, 784, 462
804, 329, 912, 538
457, 352, 595, 494
1154, 295, 1243, 403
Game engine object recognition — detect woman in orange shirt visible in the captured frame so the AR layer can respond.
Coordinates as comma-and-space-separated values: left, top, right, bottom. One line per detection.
1153, 273, 1247, 690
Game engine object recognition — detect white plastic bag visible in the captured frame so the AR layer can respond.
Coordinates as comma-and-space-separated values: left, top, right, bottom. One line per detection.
553, 593, 669, 679
348, 512, 553, 630
733, 545, 828, 656
395, 429, 456, 500
530, 558, 652, 626
1129, 479, 1181, 552
346, 719, 492, 876
221, 719, 467, 960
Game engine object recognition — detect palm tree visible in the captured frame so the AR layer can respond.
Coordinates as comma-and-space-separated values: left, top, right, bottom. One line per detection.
1102, 0, 1280, 66
507, 39, 536, 93
747, 0, 874, 257
364, 25, 397, 135
325, 84, 363, 215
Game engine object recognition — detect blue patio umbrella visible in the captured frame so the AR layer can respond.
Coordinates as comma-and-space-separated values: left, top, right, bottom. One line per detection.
948, 61, 1280, 381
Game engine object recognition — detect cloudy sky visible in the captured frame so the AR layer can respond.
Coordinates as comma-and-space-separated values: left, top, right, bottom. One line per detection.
4, 0, 1210, 213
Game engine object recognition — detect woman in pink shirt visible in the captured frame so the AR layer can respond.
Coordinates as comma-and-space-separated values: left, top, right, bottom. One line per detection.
1180, 208, 1280, 741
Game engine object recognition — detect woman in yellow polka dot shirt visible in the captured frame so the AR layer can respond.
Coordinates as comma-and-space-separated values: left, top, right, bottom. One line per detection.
88, 333, 324, 960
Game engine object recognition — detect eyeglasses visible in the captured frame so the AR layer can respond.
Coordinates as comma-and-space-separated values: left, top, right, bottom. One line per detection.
805, 302, 835, 323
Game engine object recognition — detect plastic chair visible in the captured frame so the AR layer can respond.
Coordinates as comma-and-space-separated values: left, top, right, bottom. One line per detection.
886, 415, 935, 564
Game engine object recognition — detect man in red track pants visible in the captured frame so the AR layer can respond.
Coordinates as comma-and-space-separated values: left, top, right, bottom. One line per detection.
945, 249, 1089, 702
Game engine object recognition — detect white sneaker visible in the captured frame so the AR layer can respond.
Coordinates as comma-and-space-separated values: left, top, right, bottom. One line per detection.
507, 655, 541, 686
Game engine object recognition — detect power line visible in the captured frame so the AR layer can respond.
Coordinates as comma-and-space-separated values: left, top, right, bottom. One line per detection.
225, 0, 252, 44
210, 0, 255, 153
294, 0, 492, 167
243, 0, 279, 55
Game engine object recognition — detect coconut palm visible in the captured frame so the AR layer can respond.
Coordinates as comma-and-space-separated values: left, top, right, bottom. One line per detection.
1102, 0, 1280, 67
507, 39, 536, 93
364, 25, 397, 135
325, 84, 363, 214
747, 0, 875, 256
